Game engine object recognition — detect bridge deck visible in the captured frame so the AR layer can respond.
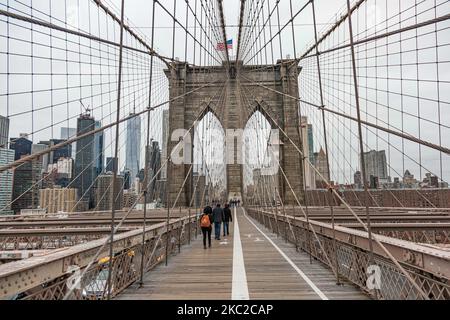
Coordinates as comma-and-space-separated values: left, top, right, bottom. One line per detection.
118, 208, 368, 300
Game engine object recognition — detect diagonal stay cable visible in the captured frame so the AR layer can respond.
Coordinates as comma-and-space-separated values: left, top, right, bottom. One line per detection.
240, 78, 429, 299
239, 74, 450, 156
238, 77, 338, 276
62, 78, 228, 299
0, 79, 223, 173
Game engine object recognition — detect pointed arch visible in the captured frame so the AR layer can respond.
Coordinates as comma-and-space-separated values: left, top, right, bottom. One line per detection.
243, 99, 278, 130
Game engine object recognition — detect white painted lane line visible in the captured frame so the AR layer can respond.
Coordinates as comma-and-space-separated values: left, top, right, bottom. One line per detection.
242, 208, 329, 300
232, 206, 249, 300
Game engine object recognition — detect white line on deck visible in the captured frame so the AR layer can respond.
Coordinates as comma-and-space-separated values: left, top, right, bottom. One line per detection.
242, 208, 329, 300
231, 206, 250, 300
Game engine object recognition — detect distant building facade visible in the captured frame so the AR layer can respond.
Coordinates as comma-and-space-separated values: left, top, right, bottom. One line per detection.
361, 150, 388, 182
0, 148, 15, 215
73, 114, 96, 208
314, 147, 329, 188
32, 143, 50, 174
300, 117, 315, 189
106, 157, 118, 174
95, 174, 124, 211
145, 141, 161, 200
94, 121, 104, 177
122, 170, 131, 190
123, 190, 139, 208
307, 188, 450, 208
47, 157, 73, 187
125, 114, 141, 181
10, 136, 32, 160
354, 171, 362, 189
60, 127, 77, 158
39, 187, 78, 213
403, 170, 417, 186
12, 157, 42, 213
0, 115, 9, 148
50, 139, 72, 161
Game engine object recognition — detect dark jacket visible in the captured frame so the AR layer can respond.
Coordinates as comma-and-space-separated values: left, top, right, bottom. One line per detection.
212, 207, 224, 223
223, 207, 232, 222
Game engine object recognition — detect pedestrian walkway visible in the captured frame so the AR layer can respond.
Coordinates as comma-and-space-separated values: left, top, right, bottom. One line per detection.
117, 207, 368, 300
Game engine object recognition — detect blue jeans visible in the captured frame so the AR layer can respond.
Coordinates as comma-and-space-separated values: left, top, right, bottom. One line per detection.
214, 222, 221, 239
223, 222, 229, 236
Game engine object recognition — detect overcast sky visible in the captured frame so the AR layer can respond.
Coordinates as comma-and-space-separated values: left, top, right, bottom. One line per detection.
0, 0, 449, 186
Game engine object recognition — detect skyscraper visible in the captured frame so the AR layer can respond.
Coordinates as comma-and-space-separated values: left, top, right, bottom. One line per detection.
34, 139, 71, 167
161, 109, 169, 180
361, 150, 388, 182
60, 127, 77, 158
0, 148, 15, 215
11, 156, 42, 213
10, 136, 32, 160
300, 117, 315, 189
125, 114, 141, 181
73, 114, 96, 208
32, 143, 50, 174
145, 141, 161, 199
122, 170, 131, 190
0, 115, 9, 148
106, 157, 118, 174
354, 171, 362, 189
307, 124, 314, 163
39, 187, 78, 213
47, 157, 73, 187
49, 139, 72, 162
95, 173, 124, 211
94, 121, 104, 177
314, 147, 330, 188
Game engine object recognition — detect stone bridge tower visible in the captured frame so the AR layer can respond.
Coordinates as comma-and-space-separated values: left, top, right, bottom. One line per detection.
164, 60, 304, 207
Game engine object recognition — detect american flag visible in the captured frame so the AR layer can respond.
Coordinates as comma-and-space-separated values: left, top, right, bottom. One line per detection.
217, 39, 233, 51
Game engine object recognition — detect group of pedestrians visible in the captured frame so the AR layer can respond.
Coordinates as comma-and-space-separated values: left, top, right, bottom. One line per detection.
229, 199, 241, 207
199, 203, 233, 249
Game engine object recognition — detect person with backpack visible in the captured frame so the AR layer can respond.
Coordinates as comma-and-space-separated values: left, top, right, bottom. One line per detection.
212, 203, 224, 240
223, 203, 232, 236
200, 206, 213, 249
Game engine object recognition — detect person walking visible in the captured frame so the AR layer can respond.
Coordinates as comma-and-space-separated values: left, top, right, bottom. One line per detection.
200, 206, 213, 249
223, 203, 232, 236
212, 203, 224, 240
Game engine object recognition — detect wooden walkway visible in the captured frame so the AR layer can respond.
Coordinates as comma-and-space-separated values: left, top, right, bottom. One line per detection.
117, 208, 368, 300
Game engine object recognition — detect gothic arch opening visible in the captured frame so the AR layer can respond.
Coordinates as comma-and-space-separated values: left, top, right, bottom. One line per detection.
243, 111, 278, 205
193, 111, 226, 203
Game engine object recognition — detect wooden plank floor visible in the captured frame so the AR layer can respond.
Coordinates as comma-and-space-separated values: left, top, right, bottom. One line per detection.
117, 208, 368, 300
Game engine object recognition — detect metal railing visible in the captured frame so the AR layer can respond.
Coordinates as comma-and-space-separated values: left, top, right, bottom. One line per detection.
0, 214, 201, 300
246, 207, 450, 300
